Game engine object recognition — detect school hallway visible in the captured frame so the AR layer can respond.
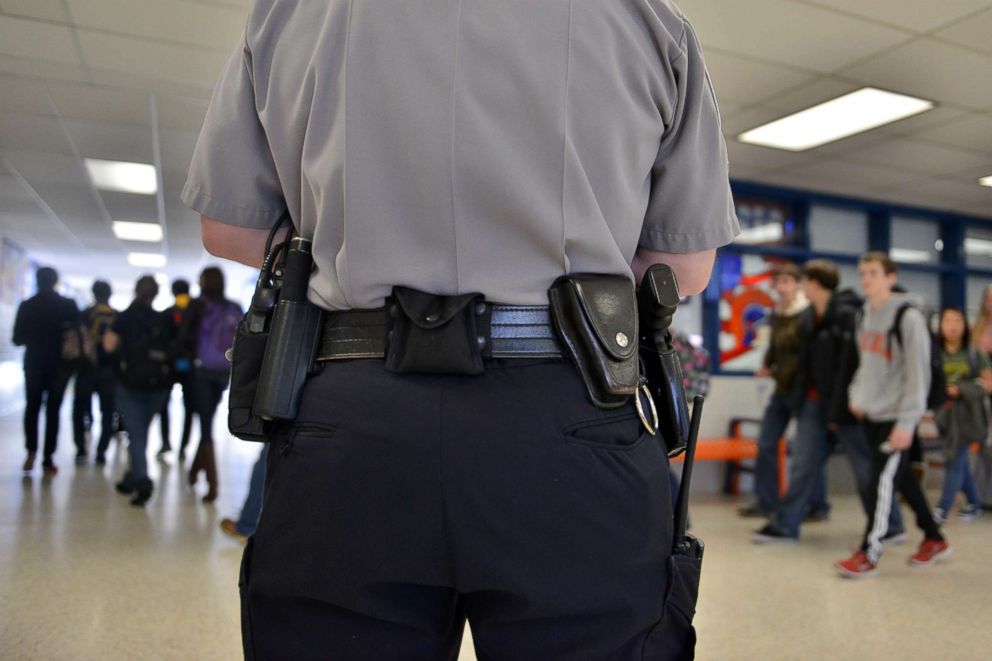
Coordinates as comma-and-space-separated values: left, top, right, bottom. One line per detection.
2, 392, 991, 660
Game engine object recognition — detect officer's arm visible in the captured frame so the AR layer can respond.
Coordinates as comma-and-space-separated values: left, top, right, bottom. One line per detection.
201, 216, 287, 269
631, 247, 715, 296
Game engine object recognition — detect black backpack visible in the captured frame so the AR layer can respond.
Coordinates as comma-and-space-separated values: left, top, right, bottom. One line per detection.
118, 313, 174, 391
887, 303, 946, 410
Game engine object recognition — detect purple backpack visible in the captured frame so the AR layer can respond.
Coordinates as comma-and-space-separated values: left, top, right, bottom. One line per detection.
196, 299, 242, 371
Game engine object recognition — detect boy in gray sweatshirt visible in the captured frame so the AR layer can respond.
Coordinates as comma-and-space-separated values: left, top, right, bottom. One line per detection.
836, 252, 949, 578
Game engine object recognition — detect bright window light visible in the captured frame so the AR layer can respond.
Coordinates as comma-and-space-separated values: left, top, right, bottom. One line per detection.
113, 221, 163, 242
128, 252, 167, 268
889, 248, 931, 264
965, 238, 992, 256
738, 88, 935, 152
735, 223, 784, 245
84, 159, 158, 195
980, 175, 992, 188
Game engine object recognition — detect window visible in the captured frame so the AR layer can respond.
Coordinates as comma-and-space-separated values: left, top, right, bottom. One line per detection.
809, 206, 868, 255
732, 199, 801, 247
891, 216, 941, 265
897, 269, 941, 316
965, 227, 992, 269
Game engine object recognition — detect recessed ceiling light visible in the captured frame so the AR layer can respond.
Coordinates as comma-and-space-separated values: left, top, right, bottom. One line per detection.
84, 159, 158, 195
980, 175, 992, 188
738, 88, 935, 152
128, 252, 167, 268
113, 221, 163, 242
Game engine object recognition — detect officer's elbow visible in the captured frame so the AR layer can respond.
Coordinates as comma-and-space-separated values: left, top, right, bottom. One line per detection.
632, 248, 715, 296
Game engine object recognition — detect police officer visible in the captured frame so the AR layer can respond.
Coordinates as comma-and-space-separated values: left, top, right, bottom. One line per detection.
183, 1, 738, 658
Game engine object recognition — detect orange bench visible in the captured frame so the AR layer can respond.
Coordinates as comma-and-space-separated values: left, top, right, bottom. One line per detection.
671, 417, 788, 496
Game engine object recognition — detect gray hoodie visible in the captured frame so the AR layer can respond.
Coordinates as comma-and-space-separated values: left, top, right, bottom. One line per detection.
848, 294, 931, 433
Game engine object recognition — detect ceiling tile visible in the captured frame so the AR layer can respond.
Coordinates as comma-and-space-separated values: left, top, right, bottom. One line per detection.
0, 74, 52, 115
773, 159, 922, 189
0, 112, 73, 155
0, 150, 90, 187
703, 51, 812, 105
101, 190, 159, 223
841, 138, 991, 176
66, 0, 246, 52
798, 0, 992, 33
758, 77, 862, 113
0, 54, 91, 84
725, 139, 818, 171
47, 81, 151, 126
0, 0, 70, 23
934, 8, 992, 56
62, 118, 154, 163
0, 15, 80, 64
677, 0, 910, 73
876, 179, 992, 213
154, 97, 209, 132
76, 30, 231, 89
911, 114, 992, 154
842, 38, 992, 111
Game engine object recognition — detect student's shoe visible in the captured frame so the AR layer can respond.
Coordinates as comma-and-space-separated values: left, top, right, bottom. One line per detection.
957, 505, 982, 522
752, 524, 797, 544
804, 508, 830, 523
219, 518, 249, 543
75, 453, 87, 465
95, 454, 106, 466
738, 503, 773, 519
881, 531, 908, 547
115, 480, 135, 495
130, 480, 153, 507
22, 452, 36, 472
834, 550, 878, 579
42, 463, 58, 477
931, 508, 947, 525
909, 539, 952, 566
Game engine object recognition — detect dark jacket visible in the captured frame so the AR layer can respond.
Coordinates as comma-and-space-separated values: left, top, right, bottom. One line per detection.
12, 290, 79, 373
763, 295, 808, 395
791, 289, 862, 426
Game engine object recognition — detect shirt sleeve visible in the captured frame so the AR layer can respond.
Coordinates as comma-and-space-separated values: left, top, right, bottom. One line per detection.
180, 33, 286, 229
639, 20, 740, 254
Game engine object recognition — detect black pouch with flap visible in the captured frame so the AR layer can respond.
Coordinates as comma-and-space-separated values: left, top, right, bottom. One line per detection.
548, 275, 640, 409
384, 286, 489, 375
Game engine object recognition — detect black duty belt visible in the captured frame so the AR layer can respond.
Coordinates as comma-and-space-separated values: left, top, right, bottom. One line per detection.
316, 304, 563, 361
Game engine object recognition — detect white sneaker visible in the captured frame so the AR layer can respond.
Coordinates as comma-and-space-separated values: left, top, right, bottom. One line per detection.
958, 505, 982, 522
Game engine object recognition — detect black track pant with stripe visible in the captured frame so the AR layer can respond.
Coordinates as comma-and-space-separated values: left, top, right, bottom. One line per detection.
860, 420, 944, 564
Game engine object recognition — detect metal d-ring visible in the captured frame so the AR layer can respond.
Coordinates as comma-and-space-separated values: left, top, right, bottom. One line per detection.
635, 383, 659, 435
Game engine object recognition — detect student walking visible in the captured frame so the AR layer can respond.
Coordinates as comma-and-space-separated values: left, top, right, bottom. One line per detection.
103, 276, 175, 507
72, 280, 119, 465
13, 267, 79, 476
835, 252, 950, 578
933, 307, 990, 523
187, 267, 242, 503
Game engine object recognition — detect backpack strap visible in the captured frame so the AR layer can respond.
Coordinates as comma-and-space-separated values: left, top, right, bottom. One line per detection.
886, 302, 914, 354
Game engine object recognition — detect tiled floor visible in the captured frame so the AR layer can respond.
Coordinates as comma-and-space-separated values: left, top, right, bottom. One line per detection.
2, 396, 991, 660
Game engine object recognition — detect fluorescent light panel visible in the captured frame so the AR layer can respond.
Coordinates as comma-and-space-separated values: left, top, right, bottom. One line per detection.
735, 223, 783, 245
738, 88, 934, 152
113, 221, 163, 242
980, 175, 992, 188
84, 159, 158, 195
889, 248, 931, 264
128, 252, 167, 268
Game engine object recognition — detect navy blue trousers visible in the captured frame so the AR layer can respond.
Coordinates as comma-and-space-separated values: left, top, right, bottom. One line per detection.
240, 358, 698, 660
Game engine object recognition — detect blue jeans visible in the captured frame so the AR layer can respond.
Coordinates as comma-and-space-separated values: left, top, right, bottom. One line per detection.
938, 445, 979, 512
236, 445, 268, 536
754, 393, 792, 512
115, 385, 170, 488
843, 422, 904, 535
774, 399, 834, 536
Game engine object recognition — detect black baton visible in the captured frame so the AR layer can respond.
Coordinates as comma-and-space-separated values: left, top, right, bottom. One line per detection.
673, 395, 704, 558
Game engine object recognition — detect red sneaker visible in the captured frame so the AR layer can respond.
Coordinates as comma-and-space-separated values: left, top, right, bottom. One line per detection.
834, 550, 878, 579
909, 539, 952, 567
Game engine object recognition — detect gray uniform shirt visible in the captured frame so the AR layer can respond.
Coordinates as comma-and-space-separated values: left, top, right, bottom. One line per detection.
182, 0, 739, 311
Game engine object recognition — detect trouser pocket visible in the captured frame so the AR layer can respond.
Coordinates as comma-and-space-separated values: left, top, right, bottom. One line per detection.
643, 554, 702, 661
239, 536, 257, 661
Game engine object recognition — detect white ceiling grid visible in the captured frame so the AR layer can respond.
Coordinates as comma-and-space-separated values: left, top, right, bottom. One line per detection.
0, 0, 989, 287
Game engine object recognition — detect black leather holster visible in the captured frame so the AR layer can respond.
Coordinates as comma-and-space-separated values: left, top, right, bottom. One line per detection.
548, 274, 640, 409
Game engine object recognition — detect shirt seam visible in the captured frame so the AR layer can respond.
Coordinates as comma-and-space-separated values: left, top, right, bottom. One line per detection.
450, 0, 463, 294
560, 0, 572, 276
642, 225, 735, 239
